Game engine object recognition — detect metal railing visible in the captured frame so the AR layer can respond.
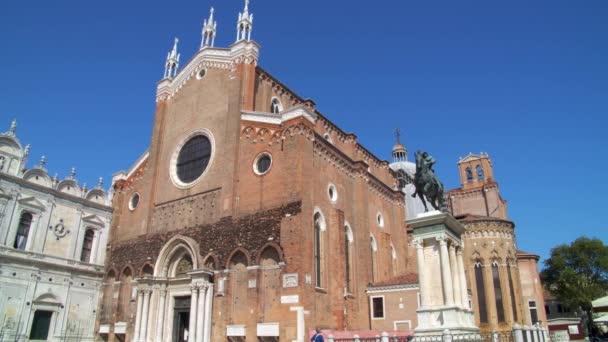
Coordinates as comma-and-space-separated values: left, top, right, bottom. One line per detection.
326, 327, 550, 342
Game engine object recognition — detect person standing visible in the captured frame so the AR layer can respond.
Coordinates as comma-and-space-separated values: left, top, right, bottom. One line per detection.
311, 328, 324, 342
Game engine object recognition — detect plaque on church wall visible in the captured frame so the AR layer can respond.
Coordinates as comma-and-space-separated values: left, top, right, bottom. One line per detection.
257, 323, 279, 337
283, 273, 298, 288
280, 295, 299, 304
227, 325, 246, 337
248, 279, 257, 288
305, 273, 312, 285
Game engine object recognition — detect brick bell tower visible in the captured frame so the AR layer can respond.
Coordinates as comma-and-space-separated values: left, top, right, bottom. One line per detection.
449, 153, 507, 220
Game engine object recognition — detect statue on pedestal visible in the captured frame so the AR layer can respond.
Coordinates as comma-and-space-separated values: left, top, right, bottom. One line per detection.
413, 150, 445, 212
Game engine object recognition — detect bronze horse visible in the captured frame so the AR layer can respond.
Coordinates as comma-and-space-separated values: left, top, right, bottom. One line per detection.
412, 151, 445, 212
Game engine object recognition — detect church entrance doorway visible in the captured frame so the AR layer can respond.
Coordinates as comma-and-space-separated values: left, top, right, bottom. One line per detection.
172, 296, 191, 342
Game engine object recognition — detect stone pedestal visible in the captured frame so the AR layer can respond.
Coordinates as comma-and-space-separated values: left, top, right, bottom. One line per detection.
408, 211, 479, 336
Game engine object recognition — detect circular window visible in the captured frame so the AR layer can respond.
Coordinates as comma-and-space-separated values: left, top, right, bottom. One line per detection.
328, 183, 338, 202
196, 69, 207, 80
377, 212, 384, 228
129, 193, 140, 211
254, 152, 272, 175
170, 130, 215, 188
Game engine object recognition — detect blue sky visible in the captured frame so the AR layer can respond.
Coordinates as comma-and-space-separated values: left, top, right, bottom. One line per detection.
0, 1, 606, 264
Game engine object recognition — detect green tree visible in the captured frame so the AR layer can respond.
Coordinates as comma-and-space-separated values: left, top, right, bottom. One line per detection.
541, 237, 608, 335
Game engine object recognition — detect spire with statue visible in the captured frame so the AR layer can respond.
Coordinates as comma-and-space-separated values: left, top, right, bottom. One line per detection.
236, 0, 253, 42
164, 37, 180, 79
201, 7, 217, 48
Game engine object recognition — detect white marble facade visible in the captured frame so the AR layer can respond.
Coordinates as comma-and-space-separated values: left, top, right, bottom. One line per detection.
0, 120, 112, 341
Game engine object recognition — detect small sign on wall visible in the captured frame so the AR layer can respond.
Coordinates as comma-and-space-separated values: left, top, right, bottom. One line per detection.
568, 325, 579, 335
257, 323, 279, 337
280, 295, 299, 304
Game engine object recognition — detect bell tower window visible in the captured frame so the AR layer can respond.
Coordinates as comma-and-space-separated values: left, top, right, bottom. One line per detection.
466, 168, 473, 183
476, 165, 485, 181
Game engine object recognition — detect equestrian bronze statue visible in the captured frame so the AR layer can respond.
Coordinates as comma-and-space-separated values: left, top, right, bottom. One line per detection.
412, 150, 445, 212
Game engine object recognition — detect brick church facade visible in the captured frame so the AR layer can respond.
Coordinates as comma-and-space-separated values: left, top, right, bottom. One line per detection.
97, 3, 417, 341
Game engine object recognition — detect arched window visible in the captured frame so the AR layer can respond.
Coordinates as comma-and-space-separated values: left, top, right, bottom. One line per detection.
492, 261, 506, 323
313, 212, 325, 288
475, 261, 488, 323
14, 212, 33, 250
80, 229, 95, 263
476, 165, 485, 181
270, 98, 282, 114
0, 156, 5, 171
466, 168, 473, 183
344, 224, 354, 293
507, 262, 518, 321
370, 234, 378, 283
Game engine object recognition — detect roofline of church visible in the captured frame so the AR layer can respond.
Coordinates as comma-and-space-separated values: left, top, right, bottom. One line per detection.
257, 66, 395, 177
516, 249, 540, 261
447, 181, 499, 193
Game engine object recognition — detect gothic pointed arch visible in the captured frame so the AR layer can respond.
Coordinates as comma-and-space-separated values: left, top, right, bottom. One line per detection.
202, 253, 220, 271
226, 247, 251, 270
154, 235, 200, 277
120, 265, 134, 280
140, 263, 154, 277
106, 268, 118, 280
256, 242, 284, 265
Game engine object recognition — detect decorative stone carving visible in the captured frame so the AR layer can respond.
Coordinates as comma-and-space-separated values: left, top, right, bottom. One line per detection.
49, 218, 70, 240
282, 273, 298, 288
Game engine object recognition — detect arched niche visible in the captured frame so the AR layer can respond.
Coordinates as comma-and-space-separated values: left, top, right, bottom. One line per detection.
258, 244, 282, 267
154, 235, 200, 277
227, 248, 250, 271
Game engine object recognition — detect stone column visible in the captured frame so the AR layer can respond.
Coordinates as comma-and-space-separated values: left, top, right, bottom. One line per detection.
457, 248, 468, 309
155, 287, 167, 342
203, 284, 213, 342
290, 307, 306, 342
133, 290, 144, 342
188, 283, 199, 342
449, 243, 462, 307
196, 284, 206, 342
414, 239, 427, 307
140, 289, 152, 342
438, 236, 454, 306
